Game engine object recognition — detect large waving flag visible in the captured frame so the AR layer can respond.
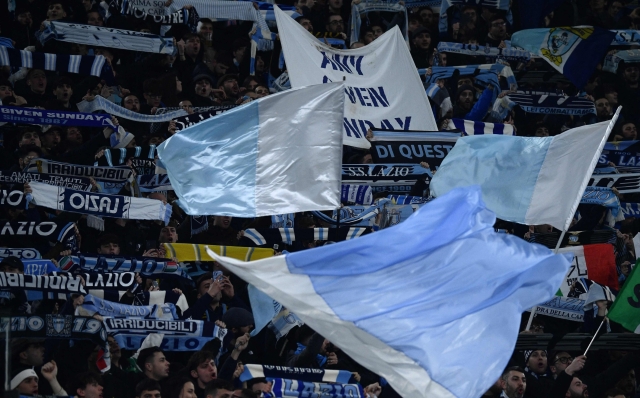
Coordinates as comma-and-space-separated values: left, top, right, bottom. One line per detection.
157, 82, 344, 217
206, 186, 572, 398
511, 26, 615, 88
431, 109, 619, 231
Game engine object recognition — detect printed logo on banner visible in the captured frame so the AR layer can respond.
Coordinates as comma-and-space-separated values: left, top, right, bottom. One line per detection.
46, 315, 72, 337
542, 27, 591, 66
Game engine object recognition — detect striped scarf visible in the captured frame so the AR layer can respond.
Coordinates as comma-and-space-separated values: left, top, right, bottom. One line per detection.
350, 2, 409, 46
447, 119, 515, 135
38, 21, 176, 55
0, 46, 115, 85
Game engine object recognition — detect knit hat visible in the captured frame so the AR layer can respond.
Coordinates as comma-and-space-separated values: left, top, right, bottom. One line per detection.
109, 125, 135, 148
10, 367, 38, 390
457, 84, 475, 97
1, 256, 24, 272
523, 349, 546, 365
221, 307, 254, 329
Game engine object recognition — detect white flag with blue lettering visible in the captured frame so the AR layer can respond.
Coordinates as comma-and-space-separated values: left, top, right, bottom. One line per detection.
274, 6, 437, 149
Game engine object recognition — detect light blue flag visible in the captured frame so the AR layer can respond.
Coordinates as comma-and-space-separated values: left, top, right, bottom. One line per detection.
206, 186, 572, 398
157, 82, 344, 217
431, 112, 619, 231
248, 283, 282, 337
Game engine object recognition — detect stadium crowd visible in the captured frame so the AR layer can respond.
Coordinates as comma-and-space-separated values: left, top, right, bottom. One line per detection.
0, 0, 640, 397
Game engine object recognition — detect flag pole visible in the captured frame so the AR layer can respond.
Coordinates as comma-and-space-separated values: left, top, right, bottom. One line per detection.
583, 317, 606, 356
524, 108, 621, 332
525, 229, 567, 331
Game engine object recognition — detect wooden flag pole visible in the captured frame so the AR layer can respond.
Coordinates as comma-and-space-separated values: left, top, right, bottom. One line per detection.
583, 317, 606, 356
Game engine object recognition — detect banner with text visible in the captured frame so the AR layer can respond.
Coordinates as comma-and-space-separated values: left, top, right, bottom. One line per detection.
274, 7, 437, 149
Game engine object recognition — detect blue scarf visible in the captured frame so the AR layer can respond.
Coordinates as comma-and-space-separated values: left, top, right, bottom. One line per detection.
59, 254, 189, 281
38, 21, 176, 55
502, 92, 596, 115
267, 379, 364, 398
0, 106, 111, 127
0, 247, 42, 259
0, 271, 87, 295
105, 317, 227, 351
600, 140, 640, 168
439, 0, 511, 36
0, 46, 115, 85
350, 2, 409, 46
589, 172, 640, 194
27, 181, 172, 224
241, 227, 372, 246
424, 64, 518, 96
621, 202, 640, 219
77, 95, 187, 122
437, 42, 531, 63
448, 119, 515, 136
239, 364, 355, 383
79, 293, 178, 320
603, 49, 640, 73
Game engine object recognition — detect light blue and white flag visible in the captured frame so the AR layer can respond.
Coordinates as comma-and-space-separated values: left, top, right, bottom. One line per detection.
447, 119, 514, 135
431, 109, 620, 231
77, 294, 178, 320
206, 186, 572, 398
157, 82, 344, 217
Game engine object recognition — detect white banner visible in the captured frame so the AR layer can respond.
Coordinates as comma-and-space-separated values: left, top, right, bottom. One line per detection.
274, 6, 437, 149
557, 246, 589, 296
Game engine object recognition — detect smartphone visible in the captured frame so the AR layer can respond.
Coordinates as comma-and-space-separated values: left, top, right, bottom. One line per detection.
145, 240, 158, 251
212, 270, 224, 282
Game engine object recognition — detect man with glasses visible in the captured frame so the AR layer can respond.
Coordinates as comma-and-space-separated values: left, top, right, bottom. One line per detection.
550, 352, 574, 379
486, 14, 509, 47
317, 14, 347, 42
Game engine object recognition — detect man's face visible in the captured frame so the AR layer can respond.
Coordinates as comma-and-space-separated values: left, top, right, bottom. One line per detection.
42, 130, 61, 149
66, 127, 83, 144
124, 96, 141, 112
328, 0, 342, 10
185, 37, 201, 57
526, 350, 547, 375
19, 132, 41, 147
54, 83, 73, 102
192, 359, 217, 384
503, 371, 526, 398
179, 100, 194, 114
147, 352, 170, 379
251, 381, 272, 394
214, 62, 229, 77
624, 66, 639, 84
490, 19, 507, 39
28, 71, 47, 94
98, 242, 120, 255
615, 369, 636, 395
372, 25, 383, 38
108, 336, 121, 359
605, 90, 618, 105
595, 98, 611, 117
413, 32, 431, 49
233, 47, 246, 63
609, 1, 622, 16
458, 90, 474, 110
144, 92, 162, 107
567, 377, 587, 398
622, 123, 637, 140
210, 390, 234, 398
420, 9, 433, 24
326, 15, 344, 33
0, 85, 13, 100
47, 3, 67, 20
195, 79, 212, 97
220, 79, 239, 97
79, 382, 104, 398
462, 8, 477, 24
299, 18, 313, 33
17, 377, 39, 395
214, 216, 232, 228
21, 343, 45, 366
139, 390, 161, 398
199, 23, 213, 36
198, 279, 222, 301
87, 11, 103, 26
159, 227, 178, 243
17, 12, 33, 26
551, 352, 572, 376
